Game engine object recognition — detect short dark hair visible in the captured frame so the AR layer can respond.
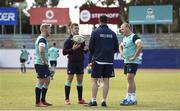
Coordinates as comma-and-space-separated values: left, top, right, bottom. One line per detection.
70, 23, 78, 29
53, 43, 56, 46
23, 45, 26, 48
99, 15, 108, 23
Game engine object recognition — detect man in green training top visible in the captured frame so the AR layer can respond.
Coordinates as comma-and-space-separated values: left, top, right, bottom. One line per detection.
34, 23, 52, 107
48, 42, 59, 80
119, 23, 143, 106
20, 45, 29, 73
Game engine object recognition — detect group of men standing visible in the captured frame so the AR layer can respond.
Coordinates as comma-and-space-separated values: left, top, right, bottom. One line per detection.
33, 15, 143, 107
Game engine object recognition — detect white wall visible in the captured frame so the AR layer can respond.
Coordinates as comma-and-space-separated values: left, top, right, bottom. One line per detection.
0, 49, 68, 68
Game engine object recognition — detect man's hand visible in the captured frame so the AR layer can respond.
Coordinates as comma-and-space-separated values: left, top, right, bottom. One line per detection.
41, 60, 48, 66
120, 53, 125, 59
128, 56, 136, 62
83, 46, 88, 51
88, 63, 92, 67
72, 43, 81, 51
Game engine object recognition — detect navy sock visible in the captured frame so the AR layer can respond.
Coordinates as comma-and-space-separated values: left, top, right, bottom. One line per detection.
41, 88, 47, 102
77, 86, 83, 100
35, 87, 42, 104
65, 85, 71, 100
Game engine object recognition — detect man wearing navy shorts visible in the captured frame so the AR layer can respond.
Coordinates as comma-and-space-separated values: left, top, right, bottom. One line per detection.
63, 23, 88, 105
119, 23, 143, 106
48, 42, 59, 80
87, 15, 119, 107
34, 23, 52, 107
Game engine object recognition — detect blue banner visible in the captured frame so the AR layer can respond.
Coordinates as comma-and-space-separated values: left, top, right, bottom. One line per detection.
129, 5, 173, 24
84, 49, 180, 68
0, 8, 18, 25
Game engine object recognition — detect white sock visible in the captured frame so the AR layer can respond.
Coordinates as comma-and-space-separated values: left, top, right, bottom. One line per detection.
130, 93, 136, 102
91, 98, 96, 102
125, 93, 131, 101
102, 98, 106, 102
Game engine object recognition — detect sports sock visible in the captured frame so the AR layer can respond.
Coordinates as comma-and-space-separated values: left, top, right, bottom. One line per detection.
77, 86, 83, 100
21, 67, 23, 72
24, 66, 26, 73
35, 84, 43, 104
102, 98, 106, 102
91, 98, 96, 102
125, 93, 131, 101
65, 85, 71, 100
130, 93, 136, 102
41, 84, 48, 102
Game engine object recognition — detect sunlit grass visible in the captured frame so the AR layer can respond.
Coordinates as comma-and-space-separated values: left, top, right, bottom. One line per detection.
0, 69, 180, 110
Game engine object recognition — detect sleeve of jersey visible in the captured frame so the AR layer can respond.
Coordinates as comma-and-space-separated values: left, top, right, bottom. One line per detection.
38, 38, 46, 47
62, 39, 73, 55
132, 35, 141, 43
113, 34, 119, 53
88, 31, 96, 63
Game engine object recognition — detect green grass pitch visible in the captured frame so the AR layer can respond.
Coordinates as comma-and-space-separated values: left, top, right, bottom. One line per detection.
0, 69, 180, 110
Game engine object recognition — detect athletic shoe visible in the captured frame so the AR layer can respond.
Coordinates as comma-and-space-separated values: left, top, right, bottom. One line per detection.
65, 99, 71, 105
129, 100, 138, 105
101, 101, 107, 107
120, 99, 137, 106
120, 99, 130, 106
41, 101, 52, 106
85, 101, 97, 107
78, 99, 88, 104
35, 102, 48, 107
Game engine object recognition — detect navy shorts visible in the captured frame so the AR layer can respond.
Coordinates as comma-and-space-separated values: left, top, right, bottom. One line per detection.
124, 63, 139, 75
50, 61, 57, 67
35, 64, 50, 78
91, 62, 115, 78
67, 62, 84, 75
20, 58, 26, 63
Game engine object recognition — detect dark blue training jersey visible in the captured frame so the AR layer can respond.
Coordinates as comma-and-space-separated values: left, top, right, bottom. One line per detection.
63, 34, 88, 63
89, 24, 119, 63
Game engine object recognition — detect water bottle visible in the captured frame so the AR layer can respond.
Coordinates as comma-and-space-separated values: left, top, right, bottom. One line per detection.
87, 66, 92, 74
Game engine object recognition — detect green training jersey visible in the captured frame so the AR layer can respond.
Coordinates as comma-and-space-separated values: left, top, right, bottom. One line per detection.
20, 48, 29, 61
34, 35, 49, 65
48, 47, 59, 61
122, 33, 142, 64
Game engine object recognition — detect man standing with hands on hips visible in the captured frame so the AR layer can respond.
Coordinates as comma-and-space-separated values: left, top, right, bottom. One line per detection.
119, 23, 143, 106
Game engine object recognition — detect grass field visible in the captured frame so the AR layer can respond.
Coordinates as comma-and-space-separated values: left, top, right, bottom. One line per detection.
0, 69, 180, 110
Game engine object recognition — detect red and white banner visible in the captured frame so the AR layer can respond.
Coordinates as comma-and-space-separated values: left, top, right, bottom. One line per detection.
30, 8, 70, 25
80, 6, 121, 24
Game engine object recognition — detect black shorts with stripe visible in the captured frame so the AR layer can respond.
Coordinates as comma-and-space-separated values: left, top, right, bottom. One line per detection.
35, 64, 50, 78
91, 62, 115, 78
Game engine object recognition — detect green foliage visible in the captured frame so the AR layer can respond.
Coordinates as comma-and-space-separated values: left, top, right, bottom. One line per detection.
0, 69, 180, 110
34, 0, 47, 7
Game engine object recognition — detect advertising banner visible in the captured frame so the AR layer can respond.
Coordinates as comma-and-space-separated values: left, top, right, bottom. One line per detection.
0, 49, 179, 68
80, 6, 121, 24
30, 8, 70, 25
0, 8, 18, 25
129, 5, 173, 24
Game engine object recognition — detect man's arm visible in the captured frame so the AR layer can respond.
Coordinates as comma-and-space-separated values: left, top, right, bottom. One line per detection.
119, 43, 124, 58
62, 39, 80, 55
114, 35, 119, 53
62, 39, 73, 55
88, 32, 95, 63
129, 40, 143, 61
39, 44, 48, 65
